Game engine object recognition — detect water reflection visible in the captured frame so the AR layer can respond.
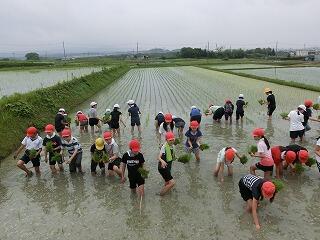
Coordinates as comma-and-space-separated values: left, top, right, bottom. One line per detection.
0, 181, 8, 205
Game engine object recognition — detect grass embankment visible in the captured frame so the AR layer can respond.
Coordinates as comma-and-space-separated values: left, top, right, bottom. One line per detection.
0, 65, 129, 160
199, 66, 320, 93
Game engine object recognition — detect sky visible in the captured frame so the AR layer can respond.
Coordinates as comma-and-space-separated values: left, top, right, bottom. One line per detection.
0, 0, 319, 56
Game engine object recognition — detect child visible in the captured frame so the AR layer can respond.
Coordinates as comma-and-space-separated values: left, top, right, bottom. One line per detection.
110, 104, 126, 137
287, 105, 305, 142
172, 115, 185, 137
190, 106, 202, 124
264, 88, 276, 120
120, 139, 145, 198
14, 127, 43, 176
55, 108, 67, 136
249, 128, 274, 179
154, 111, 165, 131
282, 144, 309, 171
316, 136, 320, 173
90, 138, 106, 175
127, 99, 142, 136
102, 108, 112, 129
158, 132, 176, 196
158, 113, 175, 140
185, 121, 202, 161
103, 131, 122, 177
224, 99, 234, 123
43, 124, 63, 174
271, 146, 296, 178
207, 104, 225, 122
213, 147, 242, 182
60, 128, 83, 173
238, 174, 276, 230
303, 99, 313, 132
75, 111, 88, 133
88, 101, 101, 134
236, 94, 246, 121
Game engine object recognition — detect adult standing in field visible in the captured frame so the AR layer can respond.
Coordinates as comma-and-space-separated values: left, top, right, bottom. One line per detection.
206, 104, 225, 122
127, 100, 142, 136
155, 112, 165, 131
55, 108, 67, 136
287, 105, 305, 142
185, 121, 202, 161
236, 94, 246, 122
110, 104, 126, 137
264, 88, 276, 120
224, 99, 234, 123
190, 106, 202, 124
172, 115, 185, 137
103, 131, 122, 178
238, 174, 276, 230
14, 127, 43, 177
88, 101, 101, 134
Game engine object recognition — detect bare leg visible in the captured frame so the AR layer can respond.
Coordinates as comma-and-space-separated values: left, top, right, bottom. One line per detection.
17, 160, 32, 176
131, 126, 134, 135
137, 185, 145, 198
227, 165, 233, 176
250, 165, 257, 175
50, 165, 57, 174
195, 151, 200, 161
246, 199, 253, 212
113, 166, 122, 177
213, 163, 222, 177
160, 180, 175, 196
34, 166, 40, 175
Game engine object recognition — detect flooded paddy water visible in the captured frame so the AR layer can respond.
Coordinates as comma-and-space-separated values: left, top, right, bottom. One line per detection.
0, 66, 320, 240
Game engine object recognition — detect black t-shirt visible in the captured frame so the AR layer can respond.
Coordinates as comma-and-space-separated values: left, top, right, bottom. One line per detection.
43, 135, 62, 157
242, 174, 265, 200
173, 117, 185, 124
155, 113, 165, 123
122, 151, 145, 176
111, 110, 122, 123
128, 104, 140, 118
267, 94, 276, 108
55, 113, 65, 131
236, 99, 245, 112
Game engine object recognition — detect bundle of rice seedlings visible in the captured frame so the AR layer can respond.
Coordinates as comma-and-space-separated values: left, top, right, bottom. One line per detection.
51, 153, 62, 163
258, 99, 266, 105
306, 157, 316, 167
177, 154, 191, 163
45, 142, 54, 153
138, 167, 149, 179
65, 116, 71, 124
240, 155, 248, 165
247, 145, 258, 154
173, 139, 181, 145
280, 112, 288, 119
92, 150, 104, 162
204, 109, 210, 115
294, 163, 305, 174
313, 103, 320, 110
28, 149, 38, 159
74, 119, 79, 126
272, 179, 284, 193
244, 102, 249, 108
102, 153, 109, 163
199, 143, 210, 151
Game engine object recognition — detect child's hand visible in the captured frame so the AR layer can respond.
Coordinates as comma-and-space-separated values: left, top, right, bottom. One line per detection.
255, 224, 261, 230
121, 176, 126, 183
65, 159, 71, 164
45, 157, 48, 163
160, 160, 167, 168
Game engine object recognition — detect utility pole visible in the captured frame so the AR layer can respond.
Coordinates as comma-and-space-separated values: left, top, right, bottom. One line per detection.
275, 41, 278, 58
207, 41, 209, 51
136, 42, 139, 55
62, 41, 66, 60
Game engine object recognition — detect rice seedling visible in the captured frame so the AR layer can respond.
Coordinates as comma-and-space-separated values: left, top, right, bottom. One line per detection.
65, 116, 71, 124
306, 157, 316, 167
294, 163, 305, 174
247, 145, 258, 154
28, 149, 38, 159
204, 109, 210, 115
280, 112, 288, 119
138, 167, 149, 179
92, 150, 104, 162
272, 179, 284, 193
45, 141, 54, 153
177, 154, 191, 163
199, 143, 210, 151
240, 155, 248, 164
244, 101, 249, 108
102, 153, 109, 163
51, 153, 62, 163
313, 103, 320, 110
173, 139, 181, 145
258, 99, 266, 105
74, 119, 79, 126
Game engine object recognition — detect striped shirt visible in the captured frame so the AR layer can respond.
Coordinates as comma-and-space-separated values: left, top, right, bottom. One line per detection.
242, 174, 262, 191
242, 174, 264, 200
61, 136, 82, 155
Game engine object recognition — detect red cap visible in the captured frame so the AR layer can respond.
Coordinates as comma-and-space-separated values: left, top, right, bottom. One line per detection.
165, 132, 175, 141
298, 150, 309, 163
129, 139, 141, 152
261, 181, 276, 199
103, 131, 112, 140
190, 120, 199, 128
285, 151, 296, 164
225, 99, 231, 103
61, 128, 71, 137
44, 124, 55, 133
164, 113, 173, 122
252, 128, 265, 137
225, 148, 235, 161
26, 127, 37, 137
304, 99, 313, 107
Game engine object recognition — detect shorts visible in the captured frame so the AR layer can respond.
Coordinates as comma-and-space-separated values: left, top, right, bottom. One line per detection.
158, 161, 173, 182
174, 121, 185, 128
91, 160, 105, 172
69, 152, 82, 173
128, 174, 145, 189
89, 118, 99, 126
224, 112, 233, 120
49, 153, 63, 166
56, 126, 65, 133
213, 108, 225, 120
131, 117, 141, 127
290, 129, 305, 139
107, 158, 122, 170
21, 152, 40, 167
185, 145, 200, 154
190, 115, 201, 124
236, 111, 244, 120
110, 122, 120, 129
255, 162, 273, 172
80, 120, 88, 127
239, 179, 253, 201
267, 106, 276, 116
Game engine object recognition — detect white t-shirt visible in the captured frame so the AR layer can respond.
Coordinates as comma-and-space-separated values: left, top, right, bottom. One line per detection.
217, 147, 237, 165
21, 135, 43, 150
105, 138, 120, 157
209, 105, 222, 114
257, 139, 272, 159
316, 138, 320, 162
287, 110, 304, 131
159, 122, 173, 135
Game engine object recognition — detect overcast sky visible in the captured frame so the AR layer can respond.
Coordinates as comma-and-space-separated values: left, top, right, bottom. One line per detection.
0, 0, 319, 55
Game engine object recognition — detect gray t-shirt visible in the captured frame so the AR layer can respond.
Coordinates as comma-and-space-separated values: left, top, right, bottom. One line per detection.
88, 108, 97, 118
105, 139, 119, 158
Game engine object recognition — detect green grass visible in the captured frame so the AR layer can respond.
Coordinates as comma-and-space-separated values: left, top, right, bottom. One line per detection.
0, 65, 129, 160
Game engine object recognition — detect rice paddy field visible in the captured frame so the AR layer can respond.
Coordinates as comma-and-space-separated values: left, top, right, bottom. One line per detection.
233, 67, 320, 87
0, 66, 320, 240
210, 64, 279, 70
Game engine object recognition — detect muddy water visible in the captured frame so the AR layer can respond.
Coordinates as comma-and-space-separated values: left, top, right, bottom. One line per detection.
0, 66, 320, 240
0, 67, 102, 97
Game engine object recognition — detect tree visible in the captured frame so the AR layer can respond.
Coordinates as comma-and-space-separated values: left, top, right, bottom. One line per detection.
25, 52, 40, 61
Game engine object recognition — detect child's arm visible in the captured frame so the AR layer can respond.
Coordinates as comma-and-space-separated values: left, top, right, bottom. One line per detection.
120, 162, 126, 183
196, 136, 202, 147
252, 198, 261, 230
13, 144, 25, 159
158, 153, 167, 168
315, 145, 320, 158
187, 137, 193, 149
66, 148, 78, 164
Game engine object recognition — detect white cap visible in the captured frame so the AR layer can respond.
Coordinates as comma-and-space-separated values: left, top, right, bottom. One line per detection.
127, 100, 134, 105
172, 115, 177, 119
76, 111, 82, 114
239, 94, 244, 98
191, 106, 197, 109
105, 108, 111, 112
114, 104, 120, 108
298, 105, 306, 111
90, 101, 97, 107
158, 111, 163, 114
58, 108, 65, 112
